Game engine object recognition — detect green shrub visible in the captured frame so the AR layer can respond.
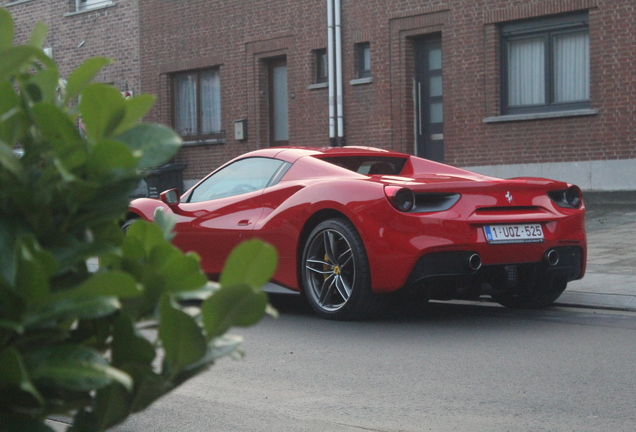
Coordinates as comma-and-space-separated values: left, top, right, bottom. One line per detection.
0, 9, 275, 431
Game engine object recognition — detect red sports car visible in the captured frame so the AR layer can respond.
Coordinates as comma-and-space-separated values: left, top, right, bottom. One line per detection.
127, 146, 586, 320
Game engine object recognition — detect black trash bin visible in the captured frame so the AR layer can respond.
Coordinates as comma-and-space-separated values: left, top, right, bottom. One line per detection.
144, 163, 187, 198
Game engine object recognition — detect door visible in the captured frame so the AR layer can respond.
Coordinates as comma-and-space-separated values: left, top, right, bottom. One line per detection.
170, 157, 288, 277
415, 37, 444, 162
269, 58, 289, 146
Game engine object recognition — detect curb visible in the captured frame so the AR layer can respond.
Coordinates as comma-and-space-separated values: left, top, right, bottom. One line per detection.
556, 291, 636, 311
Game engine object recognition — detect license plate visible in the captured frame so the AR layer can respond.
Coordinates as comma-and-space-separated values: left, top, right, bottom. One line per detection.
483, 224, 544, 244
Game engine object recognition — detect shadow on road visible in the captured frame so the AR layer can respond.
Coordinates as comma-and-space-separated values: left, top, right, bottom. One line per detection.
266, 292, 636, 330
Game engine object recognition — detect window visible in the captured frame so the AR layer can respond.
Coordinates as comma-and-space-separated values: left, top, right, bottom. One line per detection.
355, 42, 371, 78
320, 156, 407, 175
501, 12, 589, 115
75, 0, 112, 12
314, 49, 328, 84
187, 157, 289, 203
172, 69, 222, 141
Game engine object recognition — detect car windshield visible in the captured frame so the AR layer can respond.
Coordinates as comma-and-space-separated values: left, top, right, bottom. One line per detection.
319, 156, 407, 175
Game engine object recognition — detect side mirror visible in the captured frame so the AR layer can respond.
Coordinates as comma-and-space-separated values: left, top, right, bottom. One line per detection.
160, 189, 181, 206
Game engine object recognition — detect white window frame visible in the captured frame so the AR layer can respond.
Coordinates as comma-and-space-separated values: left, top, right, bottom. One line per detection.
76, 0, 112, 12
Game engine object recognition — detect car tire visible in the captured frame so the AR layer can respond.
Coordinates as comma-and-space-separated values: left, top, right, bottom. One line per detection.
492, 279, 567, 309
121, 217, 139, 233
301, 219, 386, 320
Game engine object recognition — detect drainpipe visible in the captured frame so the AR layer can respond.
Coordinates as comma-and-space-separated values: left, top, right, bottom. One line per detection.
334, 0, 344, 146
327, 0, 336, 146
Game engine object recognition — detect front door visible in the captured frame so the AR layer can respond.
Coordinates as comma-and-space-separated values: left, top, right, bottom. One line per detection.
269, 58, 289, 146
415, 37, 444, 162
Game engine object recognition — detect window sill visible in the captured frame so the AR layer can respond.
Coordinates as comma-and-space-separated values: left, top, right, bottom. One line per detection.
4, 0, 35, 6
483, 109, 598, 123
182, 138, 226, 146
64, 1, 116, 17
350, 77, 373, 86
308, 83, 328, 90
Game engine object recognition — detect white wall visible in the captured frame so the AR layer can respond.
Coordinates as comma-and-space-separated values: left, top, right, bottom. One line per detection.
464, 158, 636, 191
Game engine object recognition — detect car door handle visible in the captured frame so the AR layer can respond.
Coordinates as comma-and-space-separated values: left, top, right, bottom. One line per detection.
238, 220, 251, 226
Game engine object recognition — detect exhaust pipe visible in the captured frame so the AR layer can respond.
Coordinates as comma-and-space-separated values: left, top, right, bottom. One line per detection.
468, 253, 482, 271
544, 249, 559, 266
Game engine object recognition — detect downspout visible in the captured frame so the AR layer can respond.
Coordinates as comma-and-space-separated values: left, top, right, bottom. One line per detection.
335, 0, 344, 146
327, 0, 336, 146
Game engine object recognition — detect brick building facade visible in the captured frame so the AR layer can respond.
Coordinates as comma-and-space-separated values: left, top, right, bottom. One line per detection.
5, 0, 140, 107
6, 1, 635, 191
138, 0, 635, 191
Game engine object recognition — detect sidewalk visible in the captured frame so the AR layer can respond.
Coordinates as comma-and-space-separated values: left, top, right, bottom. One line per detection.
556, 201, 636, 311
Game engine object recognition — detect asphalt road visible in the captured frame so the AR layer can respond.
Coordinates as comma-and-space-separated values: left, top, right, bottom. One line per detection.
105, 297, 636, 432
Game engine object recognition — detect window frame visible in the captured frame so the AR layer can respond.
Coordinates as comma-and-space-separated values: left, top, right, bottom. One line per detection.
314, 49, 328, 84
75, 0, 112, 12
171, 68, 223, 143
500, 12, 590, 115
355, 42, 371, 79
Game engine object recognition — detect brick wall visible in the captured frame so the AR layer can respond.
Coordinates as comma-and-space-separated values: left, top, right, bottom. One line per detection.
6, 0, 140, 104
133, 0, 634, 183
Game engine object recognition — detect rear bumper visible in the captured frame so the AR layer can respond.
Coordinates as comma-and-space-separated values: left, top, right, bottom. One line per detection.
402, 246, 584, 299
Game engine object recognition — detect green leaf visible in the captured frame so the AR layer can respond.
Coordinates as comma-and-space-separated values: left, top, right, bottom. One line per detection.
153, 208, 176, 242
79, 83, 126, 140
0, 214, 23, 287
28, 345, 133, 392
31, 102, 86, 171
111, 314, 155, 367
25, 296, 121, 327
49, 271, 142, 302
86, 139, 137, 179
158, 297, 206, 375
92, 382, 132, 431
0, 286, 24, 330
112, 94, 156, 136
0, 413, 55, 432
201, 283, 268, 339
126, 365, 170, 413
116, 123, 182, 169
220, 239, 278, 289
0, 46, 42, 80
28, 66, 59, 103
123, 219, 167, 256
65, 57, 113, 102
151, 245, 207, 294
0, 347, 44, 408
15, 236, 56, 305
27, 22, 48, 49
0, 9, 14, 51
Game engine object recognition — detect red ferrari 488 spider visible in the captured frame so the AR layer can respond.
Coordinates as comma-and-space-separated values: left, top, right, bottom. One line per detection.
127, 146, 586, 320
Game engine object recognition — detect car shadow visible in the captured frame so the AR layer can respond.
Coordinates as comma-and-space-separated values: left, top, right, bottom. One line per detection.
266, 292, 520, 322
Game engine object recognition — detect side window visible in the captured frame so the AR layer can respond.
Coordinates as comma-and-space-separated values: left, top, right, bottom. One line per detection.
501, 12, 589, 115
188, 157, 288, 203
173, 68, 222, 142
355, 42, 371, 78
314, 49, 328, 84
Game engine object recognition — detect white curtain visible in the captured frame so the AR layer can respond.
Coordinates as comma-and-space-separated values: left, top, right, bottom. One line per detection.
200, 70, 221, 133
508, 38, 545, 106
554, 32, 589, 102
175, 74, 197, 136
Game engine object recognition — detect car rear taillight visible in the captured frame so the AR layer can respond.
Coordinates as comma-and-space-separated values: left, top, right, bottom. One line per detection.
548, 185, 583, 209
384, 186, 415, 212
